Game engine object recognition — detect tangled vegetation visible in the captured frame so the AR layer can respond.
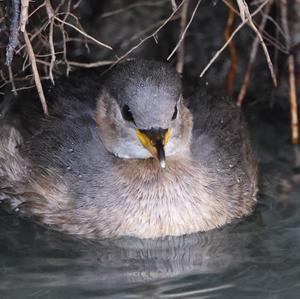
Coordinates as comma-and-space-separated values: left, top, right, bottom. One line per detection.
0, 0, 299, 142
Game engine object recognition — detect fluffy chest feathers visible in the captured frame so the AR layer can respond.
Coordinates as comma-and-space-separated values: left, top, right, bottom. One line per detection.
102, 157, 237, 238
17, 155, 253, 239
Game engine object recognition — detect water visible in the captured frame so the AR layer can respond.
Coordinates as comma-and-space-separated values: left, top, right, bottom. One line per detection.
1, 105, 300, 299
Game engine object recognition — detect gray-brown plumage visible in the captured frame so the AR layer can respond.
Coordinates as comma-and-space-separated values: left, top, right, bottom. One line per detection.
0, 60, 257, 239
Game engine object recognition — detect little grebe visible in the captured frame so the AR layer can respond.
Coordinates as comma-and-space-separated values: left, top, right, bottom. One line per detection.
0, 60, 257, 238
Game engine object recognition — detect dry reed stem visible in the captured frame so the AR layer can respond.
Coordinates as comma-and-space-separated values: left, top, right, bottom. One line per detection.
45, 0, 55, 84
224, 0, 237, 95
175, 0, 189, 73
168, 0, 201, 62
224, 0, 286, 52
200, 0, 270, 78
236, 0, 247, 21
57, 2, 71, 74
171, 0, 177, 10
20, 0, 29, 32
281, 0, 299, 144
48, 20, 55, 83
238, 0, 277, 87
288, 55, 299, 144
23, 29, 48, 115
19, 0, 47, 114
237, 0, 273, 106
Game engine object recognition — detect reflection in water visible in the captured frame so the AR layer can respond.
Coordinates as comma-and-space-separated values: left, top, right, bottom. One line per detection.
0, 208, 263, 297
1, 108, 300, 298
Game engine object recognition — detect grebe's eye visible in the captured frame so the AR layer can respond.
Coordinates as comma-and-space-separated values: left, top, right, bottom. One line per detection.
172, 105, 178, 120
121, 105, 135, 123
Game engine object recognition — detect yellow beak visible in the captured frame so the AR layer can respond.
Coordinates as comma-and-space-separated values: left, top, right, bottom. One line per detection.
135, 128, 171, 168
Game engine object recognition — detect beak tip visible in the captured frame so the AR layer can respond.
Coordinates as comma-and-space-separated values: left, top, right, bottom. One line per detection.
136, 128, 170, 169
160, 160, 166, 169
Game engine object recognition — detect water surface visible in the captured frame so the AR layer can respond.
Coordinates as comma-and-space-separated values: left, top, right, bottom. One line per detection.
1, 106, 300, 298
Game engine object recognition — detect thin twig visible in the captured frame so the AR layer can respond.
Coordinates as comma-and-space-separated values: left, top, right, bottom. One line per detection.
68, 60, 115, 68
287, 55, 298, 144
262, 13, 286, 41
46, 0, 56, 84
171, 0, 177, 10
23, 29, 48, 115
237, 0, 273, 106
168, 0, 201, 63
35, 51, 64, 58
270, 12, 280, 108
200, 0, 270, 78
20, 0, 29, 32
176, 0, 190, 73
126, 15, 180, 44
0, 74, 51, 89
27, 2, 45, 20
54, 16, 112, 50
281, 0, 298, 144
223, 0, 286, 52
99, 1, 169, 19
108, 0, 185, 69
238, 0, 277, 86
16, 21, 49, 54
224, 0, 237, 95
8, 65, 17, 95
57, 2, 71, 75
56, 9, 91, 52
